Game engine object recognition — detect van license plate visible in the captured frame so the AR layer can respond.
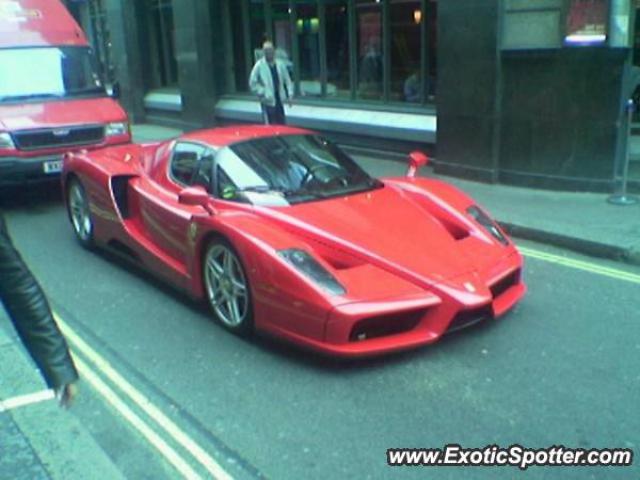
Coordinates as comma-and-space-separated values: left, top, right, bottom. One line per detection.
43, 160, 63, 174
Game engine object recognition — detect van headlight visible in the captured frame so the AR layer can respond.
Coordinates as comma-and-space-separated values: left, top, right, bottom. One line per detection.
105, 122, 129, 137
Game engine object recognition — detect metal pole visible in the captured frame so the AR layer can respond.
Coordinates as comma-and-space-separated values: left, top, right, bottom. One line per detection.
608, 98, 638, 205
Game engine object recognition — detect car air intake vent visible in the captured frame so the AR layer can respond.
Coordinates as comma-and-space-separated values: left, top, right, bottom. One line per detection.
490, 269, 520, 299
111, 176, 134, 219
13, 125, 105, 151
446, 305, 493, 334
349, 310, 424, 342
437, 216, 470, 241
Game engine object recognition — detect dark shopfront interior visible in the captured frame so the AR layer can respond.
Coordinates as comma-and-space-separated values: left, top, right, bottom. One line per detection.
66, 0, 640, 193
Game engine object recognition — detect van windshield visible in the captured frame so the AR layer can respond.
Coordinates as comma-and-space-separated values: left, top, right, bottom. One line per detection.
0, 46, 105, 103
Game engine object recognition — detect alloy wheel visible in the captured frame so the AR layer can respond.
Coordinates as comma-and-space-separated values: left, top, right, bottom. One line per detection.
204, 243, 250, 329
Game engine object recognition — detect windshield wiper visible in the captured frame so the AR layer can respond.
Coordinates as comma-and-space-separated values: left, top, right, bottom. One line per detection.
236, 185, 290, 194
235, 185, 327, 199
0, 92, 65, 102
67, 87, 106, 96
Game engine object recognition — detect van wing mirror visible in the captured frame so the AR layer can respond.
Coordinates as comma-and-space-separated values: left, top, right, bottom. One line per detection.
407, 151, 429, 178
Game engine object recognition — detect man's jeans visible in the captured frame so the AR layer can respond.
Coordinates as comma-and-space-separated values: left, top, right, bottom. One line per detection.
262, 102, 286, 125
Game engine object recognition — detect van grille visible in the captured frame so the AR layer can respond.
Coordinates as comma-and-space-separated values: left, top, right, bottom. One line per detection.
12, 125, 104, 151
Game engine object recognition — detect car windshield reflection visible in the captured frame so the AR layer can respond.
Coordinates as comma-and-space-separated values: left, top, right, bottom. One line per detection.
216, 134, 383, 206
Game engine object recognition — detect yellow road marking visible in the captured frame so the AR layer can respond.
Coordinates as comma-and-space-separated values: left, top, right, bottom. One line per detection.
74, 356, 202, 480
55, 313, 234, 480
519, 246, 640, 285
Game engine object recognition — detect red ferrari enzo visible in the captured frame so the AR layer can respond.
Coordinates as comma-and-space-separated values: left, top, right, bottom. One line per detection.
62, 125, 525, 357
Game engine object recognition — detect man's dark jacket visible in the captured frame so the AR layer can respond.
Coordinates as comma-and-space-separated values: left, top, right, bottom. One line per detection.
0, 213, 78, 389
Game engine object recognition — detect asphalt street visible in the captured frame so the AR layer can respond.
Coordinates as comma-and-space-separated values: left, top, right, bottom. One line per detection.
1, 181, 638, 480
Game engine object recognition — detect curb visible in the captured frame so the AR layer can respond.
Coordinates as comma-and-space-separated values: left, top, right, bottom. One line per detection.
0, 323, 125, 480
500, 221, 640, 267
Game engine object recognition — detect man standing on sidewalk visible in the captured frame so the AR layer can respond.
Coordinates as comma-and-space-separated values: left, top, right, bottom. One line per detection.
249, 40, 294, 125
0, 213, 78, 408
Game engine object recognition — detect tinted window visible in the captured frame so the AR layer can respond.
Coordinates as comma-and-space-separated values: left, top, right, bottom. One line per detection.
170, 143, 206, 186
192, 151, 215, 192
215, 134, 381, 206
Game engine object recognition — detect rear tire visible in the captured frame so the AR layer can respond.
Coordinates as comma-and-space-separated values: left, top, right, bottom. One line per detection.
202, 238, 254, 335
66, 178, 94, 248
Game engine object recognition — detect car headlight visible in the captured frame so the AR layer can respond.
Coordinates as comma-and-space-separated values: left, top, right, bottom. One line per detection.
105, 122, 129, 137
278, 248, 346, 295
0, 132, 15, 150
467, 205, 509, 246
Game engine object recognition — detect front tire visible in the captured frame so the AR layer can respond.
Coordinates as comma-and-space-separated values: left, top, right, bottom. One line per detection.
66, 178, 94, 248
203, 239, 254, 335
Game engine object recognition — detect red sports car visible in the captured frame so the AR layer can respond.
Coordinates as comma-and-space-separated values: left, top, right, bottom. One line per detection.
62, 125, 525, 357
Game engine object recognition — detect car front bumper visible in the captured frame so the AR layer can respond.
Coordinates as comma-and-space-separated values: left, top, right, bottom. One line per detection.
262, 263, 527, 359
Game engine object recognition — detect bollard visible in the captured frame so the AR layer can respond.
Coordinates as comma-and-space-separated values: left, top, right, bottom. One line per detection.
608, 98, 638, 205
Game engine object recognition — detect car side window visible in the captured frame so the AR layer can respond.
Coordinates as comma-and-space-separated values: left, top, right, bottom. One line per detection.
192, 150, 215, 193
170, 142, 206, 186
216, 165, 236, 200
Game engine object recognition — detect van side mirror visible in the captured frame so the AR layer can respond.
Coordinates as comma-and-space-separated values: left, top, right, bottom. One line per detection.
407, 151, 429, 178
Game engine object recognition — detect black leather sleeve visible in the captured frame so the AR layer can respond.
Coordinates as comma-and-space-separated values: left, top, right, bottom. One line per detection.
0, 214, 78, 389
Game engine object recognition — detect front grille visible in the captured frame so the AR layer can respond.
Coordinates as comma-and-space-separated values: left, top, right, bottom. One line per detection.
490, 269, 520, 299
12, 125, 105, 151
446, 305, 493, 333
349, 310, 424, 342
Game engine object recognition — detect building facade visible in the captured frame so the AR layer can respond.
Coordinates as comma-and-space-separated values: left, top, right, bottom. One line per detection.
65, 0, 639, 192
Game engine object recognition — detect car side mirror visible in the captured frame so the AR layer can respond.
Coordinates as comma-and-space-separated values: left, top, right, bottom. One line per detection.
178, 186, 210, 208
407, 151, 429, 178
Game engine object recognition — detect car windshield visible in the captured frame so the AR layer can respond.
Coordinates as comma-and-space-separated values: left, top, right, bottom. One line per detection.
216, 134, 382, 206
0, 46, 105, 103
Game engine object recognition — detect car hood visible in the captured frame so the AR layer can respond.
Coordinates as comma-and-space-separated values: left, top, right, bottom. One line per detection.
258, 184, 479, 287
0, 97, 126, 131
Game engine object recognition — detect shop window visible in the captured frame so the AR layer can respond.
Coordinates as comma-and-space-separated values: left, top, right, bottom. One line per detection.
272, 0, 294, 90
565, 0, 608, 45
230, 1, 249, 92
390, 0, 421, 103
427, 0, 437, 100
356, 0, 383, 100
228, 0, 437, 106
87, 0, 114, 83
149, 0, 177, 87
326, 1, 350, 98
250, 0, 267, 61
297, 4, 322, 97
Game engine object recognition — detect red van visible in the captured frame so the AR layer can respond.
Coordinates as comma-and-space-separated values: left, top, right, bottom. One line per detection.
0, 0, 130, 187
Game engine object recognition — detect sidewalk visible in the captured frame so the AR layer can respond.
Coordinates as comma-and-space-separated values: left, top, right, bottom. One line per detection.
131, 124, 640, 266
0, 318, 125, 480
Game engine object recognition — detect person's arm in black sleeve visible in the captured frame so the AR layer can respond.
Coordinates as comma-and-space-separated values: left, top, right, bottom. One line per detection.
0, 214, 79, 392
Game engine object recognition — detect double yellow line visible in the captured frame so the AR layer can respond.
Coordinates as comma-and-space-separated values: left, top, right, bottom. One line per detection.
53, 313, 234, 480
51, 245, 636, 479
519, 246, 640, 285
